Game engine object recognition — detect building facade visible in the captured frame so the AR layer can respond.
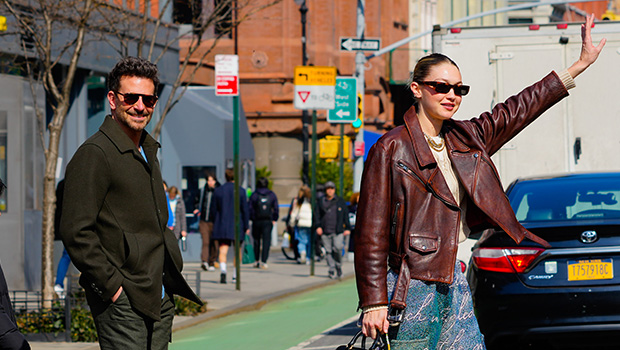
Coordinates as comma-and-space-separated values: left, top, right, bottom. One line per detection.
176, 0, 410, 202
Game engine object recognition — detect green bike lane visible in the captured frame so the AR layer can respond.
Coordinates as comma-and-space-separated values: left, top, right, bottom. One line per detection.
170, 278, 358, 350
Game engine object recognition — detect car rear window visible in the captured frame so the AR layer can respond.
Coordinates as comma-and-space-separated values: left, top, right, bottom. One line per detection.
509, 175, 620, 222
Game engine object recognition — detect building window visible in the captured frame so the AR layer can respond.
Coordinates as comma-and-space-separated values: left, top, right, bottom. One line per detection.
214, 0, 232, 38
87, 75, 108, 138
173, 0, 203, 26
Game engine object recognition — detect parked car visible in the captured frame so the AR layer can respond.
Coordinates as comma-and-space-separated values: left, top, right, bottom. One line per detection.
467, 172, 620, 350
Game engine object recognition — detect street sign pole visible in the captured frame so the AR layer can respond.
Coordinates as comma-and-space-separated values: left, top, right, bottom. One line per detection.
310, 109, 317, 277
339, 124, 344, 199
215, 54, 241, 290
233, 95, 240, 291
353, 0, 365, 193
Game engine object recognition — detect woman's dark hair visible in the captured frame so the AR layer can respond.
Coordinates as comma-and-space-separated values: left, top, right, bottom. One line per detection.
406, 53, 460, 111
107, 56, 160, 93
256, 177, 269, 189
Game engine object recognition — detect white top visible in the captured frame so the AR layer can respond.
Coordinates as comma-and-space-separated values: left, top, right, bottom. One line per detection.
427, 134, 471, 243
289, 200, 313, 228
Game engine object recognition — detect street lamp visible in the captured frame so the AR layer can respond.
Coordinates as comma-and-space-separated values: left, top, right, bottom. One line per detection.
294, 0, 309, 185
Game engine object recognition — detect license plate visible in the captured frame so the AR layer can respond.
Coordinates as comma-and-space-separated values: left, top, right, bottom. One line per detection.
568, 259, 613, 281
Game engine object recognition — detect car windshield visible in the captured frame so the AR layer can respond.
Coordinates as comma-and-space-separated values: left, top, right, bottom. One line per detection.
508, 175, 620, 222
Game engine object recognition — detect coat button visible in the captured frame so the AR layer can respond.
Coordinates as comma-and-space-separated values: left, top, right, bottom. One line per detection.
474, 154, 479, 158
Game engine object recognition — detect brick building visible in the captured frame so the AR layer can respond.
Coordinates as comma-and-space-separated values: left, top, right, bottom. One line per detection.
177, 0, 410, 200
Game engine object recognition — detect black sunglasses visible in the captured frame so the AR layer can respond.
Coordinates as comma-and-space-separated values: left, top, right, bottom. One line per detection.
419, 81, 470, 96
115, 91, 158, 108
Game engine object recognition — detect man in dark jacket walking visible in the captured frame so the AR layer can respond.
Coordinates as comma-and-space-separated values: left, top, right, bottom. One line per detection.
248, 177, 279, 269
210, 168, 249, 283
0, 179, 30, 350
316, 181, 351, 279
60, 57, 201, 349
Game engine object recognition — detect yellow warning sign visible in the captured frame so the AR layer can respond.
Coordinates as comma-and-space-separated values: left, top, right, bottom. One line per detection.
294, 66, 337, 86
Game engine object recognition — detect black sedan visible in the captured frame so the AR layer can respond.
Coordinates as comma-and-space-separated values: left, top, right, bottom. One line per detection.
467, 172, 620, 350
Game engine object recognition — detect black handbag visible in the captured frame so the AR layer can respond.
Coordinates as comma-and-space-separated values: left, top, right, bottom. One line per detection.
336, 330, 389, 350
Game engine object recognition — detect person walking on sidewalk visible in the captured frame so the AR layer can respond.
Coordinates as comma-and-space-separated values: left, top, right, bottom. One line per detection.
168, 186, 188, 241
195, 173, 220, 271
249, 177, 279, 269
288, 185, 313, 264
315, 181, 351, 279
210, 168, 250, 283
60, 56, 202, 349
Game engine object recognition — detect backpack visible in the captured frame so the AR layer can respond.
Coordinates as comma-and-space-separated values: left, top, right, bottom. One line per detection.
255, 192, 273, 220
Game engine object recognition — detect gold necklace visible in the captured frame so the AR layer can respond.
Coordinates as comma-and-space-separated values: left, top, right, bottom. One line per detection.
423, 133, 445, 152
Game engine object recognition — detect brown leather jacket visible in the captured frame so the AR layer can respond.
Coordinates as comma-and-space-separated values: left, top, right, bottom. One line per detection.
354, 72, 568, 309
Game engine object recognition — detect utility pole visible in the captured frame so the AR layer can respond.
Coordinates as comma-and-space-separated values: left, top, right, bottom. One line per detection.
353, 0, 365, 192
297, 0, 310, 185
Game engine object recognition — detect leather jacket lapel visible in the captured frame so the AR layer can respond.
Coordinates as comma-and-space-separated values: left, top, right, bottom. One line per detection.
403, 107, 459, 208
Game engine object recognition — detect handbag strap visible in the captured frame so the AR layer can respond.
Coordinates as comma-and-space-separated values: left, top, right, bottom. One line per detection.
341, 331, 387, 350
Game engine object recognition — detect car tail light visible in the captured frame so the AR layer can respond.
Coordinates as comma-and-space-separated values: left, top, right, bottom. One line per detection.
472, 247, 544, 273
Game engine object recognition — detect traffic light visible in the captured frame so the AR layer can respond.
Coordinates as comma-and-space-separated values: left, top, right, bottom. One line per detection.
352, 93, 363, 132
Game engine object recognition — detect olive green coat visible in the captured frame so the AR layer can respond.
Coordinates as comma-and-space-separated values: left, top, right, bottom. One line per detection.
60, 116, 201, 321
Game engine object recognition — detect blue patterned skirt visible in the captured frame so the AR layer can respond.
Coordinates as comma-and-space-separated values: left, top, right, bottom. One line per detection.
386, 262, 486, 350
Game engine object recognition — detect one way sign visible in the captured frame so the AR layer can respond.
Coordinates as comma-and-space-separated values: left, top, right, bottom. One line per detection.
340, 37, 381, 52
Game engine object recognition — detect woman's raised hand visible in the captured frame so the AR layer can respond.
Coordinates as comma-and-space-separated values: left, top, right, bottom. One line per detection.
568, 13, 606, 79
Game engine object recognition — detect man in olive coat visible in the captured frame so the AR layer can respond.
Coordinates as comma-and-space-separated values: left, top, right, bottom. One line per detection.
60, 57, 201, 349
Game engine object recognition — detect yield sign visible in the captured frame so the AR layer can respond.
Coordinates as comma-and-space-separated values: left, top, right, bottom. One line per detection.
298, 91, 310, 102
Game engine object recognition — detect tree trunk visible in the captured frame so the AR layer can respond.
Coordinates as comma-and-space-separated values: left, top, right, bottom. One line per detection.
41, 126, 61, 308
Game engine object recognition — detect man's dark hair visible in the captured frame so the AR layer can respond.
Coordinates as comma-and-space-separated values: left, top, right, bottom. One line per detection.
107, 56, 160, 93
256, 177, 269, 189
0, 178, 5, 196
225, 168, 234, 182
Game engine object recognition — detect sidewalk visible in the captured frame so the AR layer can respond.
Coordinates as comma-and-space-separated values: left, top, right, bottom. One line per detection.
29, 248, 355, 350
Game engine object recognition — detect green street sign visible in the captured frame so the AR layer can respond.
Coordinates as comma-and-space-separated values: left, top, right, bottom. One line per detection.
328, 77, 357, 123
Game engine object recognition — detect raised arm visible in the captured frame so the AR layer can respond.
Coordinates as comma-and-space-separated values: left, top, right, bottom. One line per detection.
568, 14, 606, 79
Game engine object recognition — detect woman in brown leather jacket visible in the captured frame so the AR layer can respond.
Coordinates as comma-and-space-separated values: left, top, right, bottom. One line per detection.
355, 15, 605, 349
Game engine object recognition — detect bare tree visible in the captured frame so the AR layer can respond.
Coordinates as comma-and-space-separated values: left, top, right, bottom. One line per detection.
101, 0, 282, 138
0, 0, 279, 306
1, 0, 97, 306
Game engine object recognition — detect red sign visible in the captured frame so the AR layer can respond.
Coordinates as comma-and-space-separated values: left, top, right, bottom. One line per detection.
215, 55, 239, 96
354, 140, 365, 157
216, 75, 238, 96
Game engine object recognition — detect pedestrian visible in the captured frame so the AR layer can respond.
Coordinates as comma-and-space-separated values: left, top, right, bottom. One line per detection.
168, 186, 187, 241
248, 177, 278, 269
60, 56, 202, 349
355, 15, 604, 348
346, 192, 359, 261
210, 168, 249, 284
287, 185, 313, 264
53, 179, 71, 299
315, 181, 351, 279
0, 178, 30, 350
163, 181, 174, 231
194, 173, 220, 271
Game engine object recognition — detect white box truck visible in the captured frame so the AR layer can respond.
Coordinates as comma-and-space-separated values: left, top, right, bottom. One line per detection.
432, 21, 620, 187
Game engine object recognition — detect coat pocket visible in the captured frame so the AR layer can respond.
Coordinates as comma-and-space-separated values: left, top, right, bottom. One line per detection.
120, 232, 140, 273
409, 234, 438, 254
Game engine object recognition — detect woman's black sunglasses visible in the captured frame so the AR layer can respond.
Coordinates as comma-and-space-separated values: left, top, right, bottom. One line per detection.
115, 91, 158, 108
419, 81, 470, 96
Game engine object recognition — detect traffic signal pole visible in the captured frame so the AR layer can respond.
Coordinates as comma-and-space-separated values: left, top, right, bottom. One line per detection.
353, 0, 365, 193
